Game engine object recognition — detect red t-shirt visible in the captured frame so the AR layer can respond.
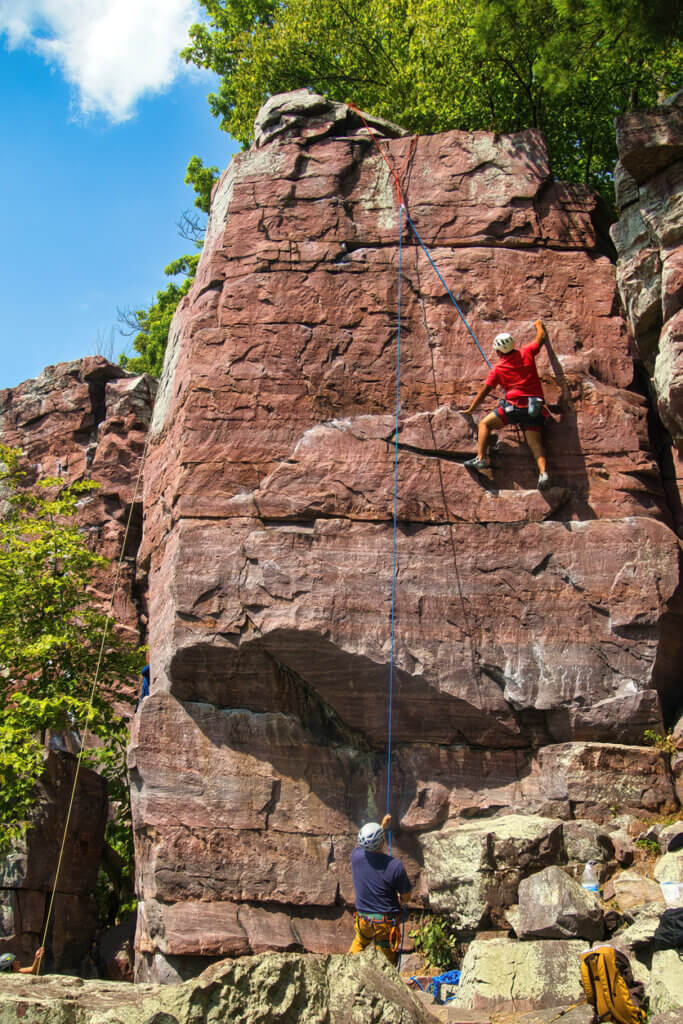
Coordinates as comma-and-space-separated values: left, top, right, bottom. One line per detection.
485, 339, 544, 405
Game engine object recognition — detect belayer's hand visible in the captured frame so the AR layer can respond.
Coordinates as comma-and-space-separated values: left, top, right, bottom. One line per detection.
381, 813, 392, 831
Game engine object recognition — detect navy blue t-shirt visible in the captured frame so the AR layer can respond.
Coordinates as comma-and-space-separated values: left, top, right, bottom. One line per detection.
351, 846, 411, 914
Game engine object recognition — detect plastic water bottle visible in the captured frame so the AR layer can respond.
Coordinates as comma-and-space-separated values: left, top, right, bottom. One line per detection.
660, 880, 680, 906
581, 861, 599, 893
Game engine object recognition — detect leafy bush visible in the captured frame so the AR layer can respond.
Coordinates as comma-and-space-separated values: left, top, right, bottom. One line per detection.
0, 445, 141, 920
409, 914, 460, 970
643, 729, 678, 755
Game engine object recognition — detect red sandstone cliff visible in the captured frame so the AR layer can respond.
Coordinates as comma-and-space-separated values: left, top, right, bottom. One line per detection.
612, 91, 683, 533
0, 357, 156, 641
129, 92, 682, 981
0, 358, 156, 970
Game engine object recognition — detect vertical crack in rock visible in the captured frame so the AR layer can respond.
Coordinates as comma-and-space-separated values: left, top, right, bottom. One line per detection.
263, 779, 282, 829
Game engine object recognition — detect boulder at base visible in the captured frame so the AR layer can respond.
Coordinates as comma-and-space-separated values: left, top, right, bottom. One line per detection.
422, 815, 563, 929
517, 866, 604, 941
649, 948, 683, 1015
0, 949, 435, 1024
456, 938, 585, 1012
651, 1013, 683, 1024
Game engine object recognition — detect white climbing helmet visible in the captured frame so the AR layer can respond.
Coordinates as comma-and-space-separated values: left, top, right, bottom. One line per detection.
358, 822, 385, 851
493, 332, 515, 354
0, 954, 15, 972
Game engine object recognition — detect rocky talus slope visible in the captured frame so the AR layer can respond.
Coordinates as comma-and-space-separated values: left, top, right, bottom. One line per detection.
0, 950, 435, 1023
132, 90, 683, 981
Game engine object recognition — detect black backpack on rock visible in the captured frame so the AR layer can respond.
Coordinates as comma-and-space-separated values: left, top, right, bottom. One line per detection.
653, 907, 683, 953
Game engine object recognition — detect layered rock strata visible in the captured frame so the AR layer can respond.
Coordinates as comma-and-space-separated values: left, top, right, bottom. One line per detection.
0, 357, 156, 640
0, 359, 155, 967
611, 91, 683, 534
0, 751, 106, 971
134, 91, 682, 978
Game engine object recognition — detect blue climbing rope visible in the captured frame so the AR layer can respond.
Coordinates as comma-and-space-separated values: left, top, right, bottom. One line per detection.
404, 211, 492, 369
386, 202, 404, 856
381, 148, 491, 854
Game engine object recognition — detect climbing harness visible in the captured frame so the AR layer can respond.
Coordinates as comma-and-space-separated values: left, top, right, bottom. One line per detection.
352, 911, 403, 963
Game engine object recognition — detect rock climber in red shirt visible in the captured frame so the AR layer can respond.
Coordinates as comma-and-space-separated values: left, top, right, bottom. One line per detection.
463, 319, 551, 490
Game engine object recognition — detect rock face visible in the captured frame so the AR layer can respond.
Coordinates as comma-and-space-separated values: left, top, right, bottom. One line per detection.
612, 91, 683, 534
0, 359, 156, 967
456, 938, 586, 1012
0, 751, 107, 972
134, 91, 682, 977
0, 357, 156, 641
0, 950, 434, 1024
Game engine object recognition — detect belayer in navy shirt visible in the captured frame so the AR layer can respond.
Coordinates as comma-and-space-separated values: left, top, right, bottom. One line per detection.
349, 813, 412, 965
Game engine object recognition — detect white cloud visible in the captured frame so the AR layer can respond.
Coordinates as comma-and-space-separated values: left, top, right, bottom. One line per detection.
0, 0, 199, 122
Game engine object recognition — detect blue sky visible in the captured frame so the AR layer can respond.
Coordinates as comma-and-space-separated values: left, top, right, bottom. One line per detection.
1, 2, 240, 390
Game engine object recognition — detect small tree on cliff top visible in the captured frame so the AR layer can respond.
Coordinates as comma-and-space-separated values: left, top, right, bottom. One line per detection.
118, 157, 219, 378
0, 445, 140, 888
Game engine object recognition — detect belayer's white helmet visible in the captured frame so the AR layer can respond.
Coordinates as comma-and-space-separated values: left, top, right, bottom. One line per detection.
493, 332, 515, 354
358, 822, 385, 851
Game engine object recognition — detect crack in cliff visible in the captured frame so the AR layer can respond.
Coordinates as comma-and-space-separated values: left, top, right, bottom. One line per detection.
394, 440, 474, 465
631, 359, 683, 538
528, 553, 551, 576
262, 778, 282, 828
195, 279, 224, 301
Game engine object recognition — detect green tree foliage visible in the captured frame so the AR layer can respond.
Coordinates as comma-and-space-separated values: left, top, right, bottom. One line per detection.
0, 446, 141, 897
182, 0, 681, 195
410, 914, 461, 970
185, 155, 220, 213
118, 158, 219, 378
118, 263, 197, 378
474, 0, 681, 188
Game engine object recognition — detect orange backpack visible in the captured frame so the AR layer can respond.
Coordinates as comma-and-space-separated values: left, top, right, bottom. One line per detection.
580, 946, 646, 1024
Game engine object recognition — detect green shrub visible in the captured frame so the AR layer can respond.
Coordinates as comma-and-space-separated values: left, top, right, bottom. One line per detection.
409, 915, 459, 971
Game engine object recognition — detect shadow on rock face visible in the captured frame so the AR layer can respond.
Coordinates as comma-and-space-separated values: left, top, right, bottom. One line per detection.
169, 630, 526, 750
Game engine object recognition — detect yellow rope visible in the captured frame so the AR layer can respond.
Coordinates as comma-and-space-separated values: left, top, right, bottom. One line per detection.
38, 400, 153, 972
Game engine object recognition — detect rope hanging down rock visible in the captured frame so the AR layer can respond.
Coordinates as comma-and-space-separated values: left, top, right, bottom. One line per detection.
38, 422, 153, 973
348, 103, 491, 848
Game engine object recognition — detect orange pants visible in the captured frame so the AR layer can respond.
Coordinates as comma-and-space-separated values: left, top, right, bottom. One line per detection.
349, 913, 400, 965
